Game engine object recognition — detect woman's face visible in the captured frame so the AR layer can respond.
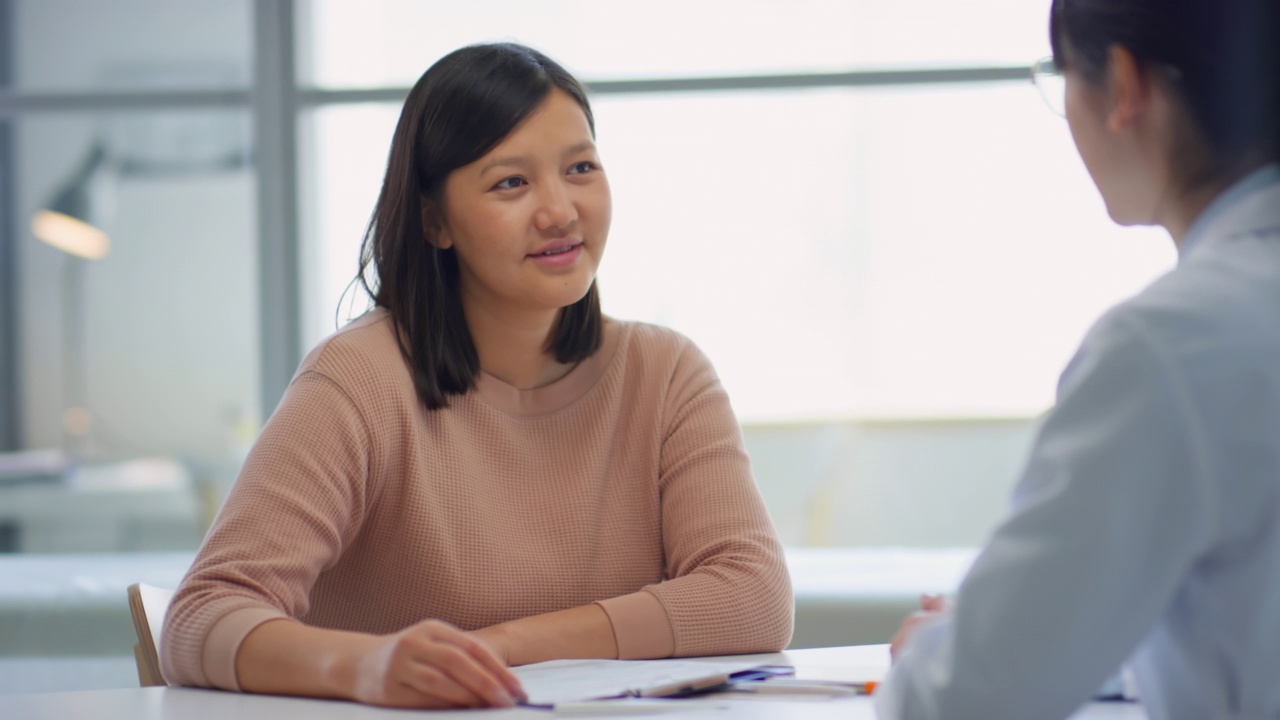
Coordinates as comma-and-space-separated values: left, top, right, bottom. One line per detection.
1063, 44, 1165, 226
435, 89, 611, 319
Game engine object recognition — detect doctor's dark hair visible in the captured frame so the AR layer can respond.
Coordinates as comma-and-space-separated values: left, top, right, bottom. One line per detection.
356, 43, 602, 411
1050, 0, 1280, 187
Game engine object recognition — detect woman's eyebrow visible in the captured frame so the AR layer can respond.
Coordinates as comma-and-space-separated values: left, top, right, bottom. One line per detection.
478, 140, 597, 177
562, 140, 597, 157
478, 154, 530, 177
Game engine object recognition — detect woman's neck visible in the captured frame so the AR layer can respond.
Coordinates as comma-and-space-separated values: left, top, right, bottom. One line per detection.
1159, 159, 1270, 247
1159, 179, 1227, 247
462, 299, 574, 390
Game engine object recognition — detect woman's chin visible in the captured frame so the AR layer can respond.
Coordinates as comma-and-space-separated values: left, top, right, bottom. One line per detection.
1101, 197, 1152, 228
528, 285, 594, 314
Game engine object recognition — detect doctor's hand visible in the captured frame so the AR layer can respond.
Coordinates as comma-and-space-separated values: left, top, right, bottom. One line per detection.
351, 618, 526, 709
890, 594, 948, 661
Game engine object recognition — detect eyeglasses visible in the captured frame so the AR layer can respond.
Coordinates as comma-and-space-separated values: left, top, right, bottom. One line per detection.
1030, 57, 1065, 117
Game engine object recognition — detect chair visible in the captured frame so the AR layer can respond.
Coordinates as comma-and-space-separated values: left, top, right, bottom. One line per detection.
127, 582, 175, 687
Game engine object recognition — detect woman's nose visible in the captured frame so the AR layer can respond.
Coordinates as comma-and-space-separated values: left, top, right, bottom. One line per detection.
534, 181, 577, 232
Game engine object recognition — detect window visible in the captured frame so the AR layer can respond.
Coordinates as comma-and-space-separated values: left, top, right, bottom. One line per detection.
301, 1, 1174, 421
6, 2, 1178, 555
298, 2, 1175, 546
5, 0, 257, 553
301, 0, 1053, 85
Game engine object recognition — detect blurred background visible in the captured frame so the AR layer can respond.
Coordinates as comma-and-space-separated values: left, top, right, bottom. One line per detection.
0, 0, 1175, 688
1, 0, 1176, 555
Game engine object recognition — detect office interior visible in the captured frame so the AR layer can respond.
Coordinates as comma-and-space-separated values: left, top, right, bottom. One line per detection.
0, 0, 1177, 694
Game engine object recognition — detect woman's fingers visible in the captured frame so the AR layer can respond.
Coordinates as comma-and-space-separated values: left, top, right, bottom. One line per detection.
891, 606, 948, 661
452, 631, 527, 700
426, 645, 516, 708
411, 623, 519, 707
360, 619, 528, 709
890, 614, 919, 660
920, 593, 947, 612
397, 665, 489, 708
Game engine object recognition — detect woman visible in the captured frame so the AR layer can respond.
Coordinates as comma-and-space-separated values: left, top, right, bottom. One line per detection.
160, 43, 792, 709
880, 2, 1280, 719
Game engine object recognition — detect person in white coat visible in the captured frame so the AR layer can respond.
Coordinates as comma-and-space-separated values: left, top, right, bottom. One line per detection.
877, 1, 1280, 719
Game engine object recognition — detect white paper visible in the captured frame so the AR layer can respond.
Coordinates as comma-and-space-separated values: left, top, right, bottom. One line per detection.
512, 658, 766, 706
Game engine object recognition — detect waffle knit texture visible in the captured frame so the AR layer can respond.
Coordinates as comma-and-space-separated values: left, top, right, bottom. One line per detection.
160, 309, 793, 690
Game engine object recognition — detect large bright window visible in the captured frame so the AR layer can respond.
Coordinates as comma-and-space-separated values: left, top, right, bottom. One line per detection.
294, 0, 1179, 548
301, 0, 1053, 85
12, 2, 1157, 559
299, 30, 1174, 422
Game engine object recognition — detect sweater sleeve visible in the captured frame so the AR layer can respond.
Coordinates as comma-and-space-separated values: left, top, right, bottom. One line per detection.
599, 337, 794, 657
160, 370, 374, 690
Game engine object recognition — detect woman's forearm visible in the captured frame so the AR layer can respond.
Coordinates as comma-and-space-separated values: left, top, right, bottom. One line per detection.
475, 602, 619, 666
235, 618, 376, 699
235, 603, 620, 696
236, 604, 618, 694
236, 616, 524, 708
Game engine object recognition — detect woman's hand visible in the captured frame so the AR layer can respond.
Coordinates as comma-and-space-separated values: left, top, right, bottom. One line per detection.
890, 594, 948, 661
350, 618, 526, 709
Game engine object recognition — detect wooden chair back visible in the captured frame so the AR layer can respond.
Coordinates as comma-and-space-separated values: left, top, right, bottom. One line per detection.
127, 582, 174, 687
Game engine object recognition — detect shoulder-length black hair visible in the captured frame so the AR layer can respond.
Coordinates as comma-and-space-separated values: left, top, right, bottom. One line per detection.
357, 43, 603, 411
1049, 0, 1280, 187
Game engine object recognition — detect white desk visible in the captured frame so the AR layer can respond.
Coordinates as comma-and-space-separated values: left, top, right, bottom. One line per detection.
0, 646, 1145, 720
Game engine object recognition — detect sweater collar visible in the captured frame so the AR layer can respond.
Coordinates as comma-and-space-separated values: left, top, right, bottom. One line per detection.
472, 318, 624, 418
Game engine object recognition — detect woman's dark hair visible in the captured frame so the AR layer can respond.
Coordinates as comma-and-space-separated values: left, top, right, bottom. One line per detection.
1050, 0, 1280, 187
356, 43, 602, 410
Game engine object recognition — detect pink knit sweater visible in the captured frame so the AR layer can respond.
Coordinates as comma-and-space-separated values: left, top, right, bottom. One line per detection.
161, 309, 793, 689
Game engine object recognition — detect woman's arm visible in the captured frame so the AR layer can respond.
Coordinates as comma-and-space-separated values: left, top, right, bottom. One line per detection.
634, 337, 794, 656
236, 617, 523, 708
162, 370, 521, 707
470, 603, 617, 666
162, 371, 370, 689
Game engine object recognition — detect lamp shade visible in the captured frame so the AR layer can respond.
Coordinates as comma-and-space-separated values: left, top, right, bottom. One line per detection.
30, 144, 111, 260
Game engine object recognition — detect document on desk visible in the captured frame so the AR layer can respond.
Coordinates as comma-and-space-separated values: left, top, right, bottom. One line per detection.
511, 658, 767, 706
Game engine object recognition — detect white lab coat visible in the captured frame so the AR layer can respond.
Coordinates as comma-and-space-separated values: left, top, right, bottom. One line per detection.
877, 165, 1280, 720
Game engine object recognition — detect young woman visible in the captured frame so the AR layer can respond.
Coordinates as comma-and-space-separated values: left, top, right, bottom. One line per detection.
160, 43, 793, 710
880, 2, 1280, 719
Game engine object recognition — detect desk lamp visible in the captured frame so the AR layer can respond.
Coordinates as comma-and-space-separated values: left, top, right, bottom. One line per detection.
29, 142, 113, 460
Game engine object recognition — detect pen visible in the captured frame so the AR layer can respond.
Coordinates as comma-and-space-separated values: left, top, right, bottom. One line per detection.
552, 700, 700, 716
633, 672, 731, 698
732, 678, 878, 696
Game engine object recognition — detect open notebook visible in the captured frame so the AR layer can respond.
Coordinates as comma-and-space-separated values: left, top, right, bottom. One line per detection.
511, 658, 778, 706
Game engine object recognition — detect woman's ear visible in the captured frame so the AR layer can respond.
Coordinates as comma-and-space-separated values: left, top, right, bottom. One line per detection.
1104, 45, 1150, 133
422, 200, 453, 250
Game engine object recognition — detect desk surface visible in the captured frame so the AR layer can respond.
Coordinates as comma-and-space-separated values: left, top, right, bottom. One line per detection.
0, 646, 1145, 720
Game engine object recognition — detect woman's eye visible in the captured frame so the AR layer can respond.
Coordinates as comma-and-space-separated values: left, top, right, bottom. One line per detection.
493, 176, 525, 190
568, 161, 596, 175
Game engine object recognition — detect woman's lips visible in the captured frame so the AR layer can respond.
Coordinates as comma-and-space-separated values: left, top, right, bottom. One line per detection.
527, 242, 583, 268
